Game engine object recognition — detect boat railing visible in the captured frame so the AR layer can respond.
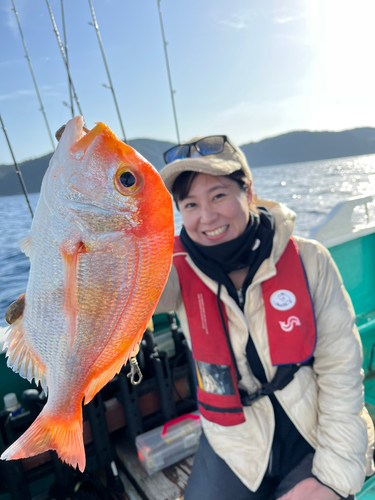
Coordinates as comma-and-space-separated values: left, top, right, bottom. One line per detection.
308, 195, 375, 248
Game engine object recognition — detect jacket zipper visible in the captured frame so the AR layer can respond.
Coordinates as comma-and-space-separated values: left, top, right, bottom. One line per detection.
237, 288, 244, 308
267, 449, 273, 476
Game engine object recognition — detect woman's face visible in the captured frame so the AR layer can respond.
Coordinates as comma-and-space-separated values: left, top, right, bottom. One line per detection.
178, 173, 251, 246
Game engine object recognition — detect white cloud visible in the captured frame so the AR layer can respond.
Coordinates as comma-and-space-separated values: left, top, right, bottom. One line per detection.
217, 7, 259, 31
218, 8, 306, 31
0, 87, 60, 101
2, 5, 18, 38
0, 89, 34, 101
273, 13, 306, 24
0, 58, 24, 69
219, 19, 247, 30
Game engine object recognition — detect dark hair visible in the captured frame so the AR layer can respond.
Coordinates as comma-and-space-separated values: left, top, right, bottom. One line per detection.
172, 170, 250, 209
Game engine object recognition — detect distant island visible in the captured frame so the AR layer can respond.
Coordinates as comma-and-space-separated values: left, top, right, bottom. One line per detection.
1, 127, 375, 196
241, 128, 375, 167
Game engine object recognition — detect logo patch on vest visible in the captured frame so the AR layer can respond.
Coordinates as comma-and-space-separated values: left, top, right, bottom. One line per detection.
270, 290, 296, 311
279, 315, 301, 332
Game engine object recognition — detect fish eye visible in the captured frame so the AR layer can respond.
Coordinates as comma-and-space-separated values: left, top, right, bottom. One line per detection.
120, 171, 135, 188
114, 166, 142, 195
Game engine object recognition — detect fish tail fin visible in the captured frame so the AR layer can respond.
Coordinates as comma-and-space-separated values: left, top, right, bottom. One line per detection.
0, 408, 85, 472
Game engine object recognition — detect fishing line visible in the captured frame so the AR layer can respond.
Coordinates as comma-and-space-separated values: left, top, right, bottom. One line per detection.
61, 0, 74, 118
87, 0, 127, 142
157, 0, 181, 144
11, 0, 55, 152
45, 0, 84, 119
0, 114, 34, 218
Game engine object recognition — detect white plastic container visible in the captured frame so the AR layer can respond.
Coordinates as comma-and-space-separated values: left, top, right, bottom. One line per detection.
3, 392, 24, 416
136, 412, 201, 475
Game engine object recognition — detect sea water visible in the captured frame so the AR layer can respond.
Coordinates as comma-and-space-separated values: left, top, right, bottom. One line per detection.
1, 153, 375, 328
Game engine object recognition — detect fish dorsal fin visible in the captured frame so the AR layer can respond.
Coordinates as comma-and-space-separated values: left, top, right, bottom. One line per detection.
3, 319, 47, 394
19, 235, 32, 258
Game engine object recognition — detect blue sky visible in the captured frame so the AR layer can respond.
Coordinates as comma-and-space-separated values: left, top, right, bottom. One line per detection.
1, 0, 375, 164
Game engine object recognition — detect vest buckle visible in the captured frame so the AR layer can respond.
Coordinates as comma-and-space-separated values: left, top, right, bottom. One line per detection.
240, 387, 267, 406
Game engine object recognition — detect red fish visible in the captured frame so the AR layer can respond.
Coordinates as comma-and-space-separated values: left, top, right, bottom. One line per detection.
1, 116, 174, 471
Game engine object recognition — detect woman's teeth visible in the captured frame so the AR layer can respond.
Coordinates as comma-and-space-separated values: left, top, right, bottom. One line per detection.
204, 225, 229, 237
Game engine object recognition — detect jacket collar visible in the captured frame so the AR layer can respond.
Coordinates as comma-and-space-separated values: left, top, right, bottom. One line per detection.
244, 198, 296, 287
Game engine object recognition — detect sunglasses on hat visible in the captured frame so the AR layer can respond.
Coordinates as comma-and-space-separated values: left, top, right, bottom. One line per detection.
163, 135, 233, 164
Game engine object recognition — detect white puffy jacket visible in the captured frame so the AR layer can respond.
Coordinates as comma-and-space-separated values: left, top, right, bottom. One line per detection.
155, 199, 375, 497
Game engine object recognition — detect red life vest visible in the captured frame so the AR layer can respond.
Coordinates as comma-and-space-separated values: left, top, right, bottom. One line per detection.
173, 236, 316, 426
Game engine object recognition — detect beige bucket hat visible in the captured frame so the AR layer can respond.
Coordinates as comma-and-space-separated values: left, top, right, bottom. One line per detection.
160, 136, 252, 193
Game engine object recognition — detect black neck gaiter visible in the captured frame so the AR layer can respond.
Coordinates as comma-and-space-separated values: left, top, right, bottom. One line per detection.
179, 208, 275, 306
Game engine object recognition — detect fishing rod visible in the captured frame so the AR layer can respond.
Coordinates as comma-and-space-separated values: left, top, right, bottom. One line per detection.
157, 0, 181, 144
87, 0, 127, 142
45, 0, 84, 119
0, 114, 33, 218
60, 0, 74, 118
11, 0, 55, 152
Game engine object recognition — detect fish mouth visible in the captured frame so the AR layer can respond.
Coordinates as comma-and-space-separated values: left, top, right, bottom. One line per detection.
70, 122, 107, 160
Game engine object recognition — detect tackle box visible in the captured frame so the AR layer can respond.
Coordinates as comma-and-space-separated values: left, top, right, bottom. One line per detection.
135, 412, 201, 475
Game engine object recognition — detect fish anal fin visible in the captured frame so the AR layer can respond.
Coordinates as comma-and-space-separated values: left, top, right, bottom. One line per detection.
84, 329, 144, 405
1, 407, 85, 472
4, 319, 47, 392
19, 236, 32, 257
84, 356, 127, 405
84, 335, 143, 404
60, 241, 88, 350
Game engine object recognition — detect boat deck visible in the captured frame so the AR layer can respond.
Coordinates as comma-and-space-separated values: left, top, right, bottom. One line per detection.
116, 435, 192, 500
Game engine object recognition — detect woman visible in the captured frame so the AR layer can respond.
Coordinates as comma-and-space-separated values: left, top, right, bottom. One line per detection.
156, 135, 375, 499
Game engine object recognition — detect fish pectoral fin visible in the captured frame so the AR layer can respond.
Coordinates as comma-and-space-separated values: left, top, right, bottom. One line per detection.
60, 241, 88, 350
3, 319, 47, 393
19, 235, 32, 258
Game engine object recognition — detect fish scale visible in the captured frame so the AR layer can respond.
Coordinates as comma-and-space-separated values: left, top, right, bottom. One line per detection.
1, 116, 174, 471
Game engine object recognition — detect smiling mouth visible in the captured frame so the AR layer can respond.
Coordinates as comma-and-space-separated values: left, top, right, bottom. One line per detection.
203, 225, 229, 237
